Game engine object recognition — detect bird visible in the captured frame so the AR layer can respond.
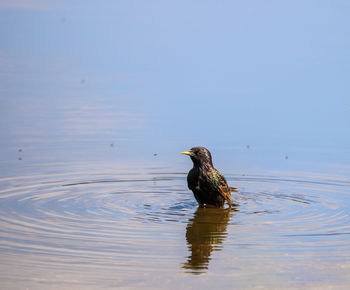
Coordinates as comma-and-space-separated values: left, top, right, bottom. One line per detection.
181, 146, 238, 208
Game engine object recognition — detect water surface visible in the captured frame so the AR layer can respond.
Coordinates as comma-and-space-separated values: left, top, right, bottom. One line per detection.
1, 1, 350, 288
1, 165, 350, 289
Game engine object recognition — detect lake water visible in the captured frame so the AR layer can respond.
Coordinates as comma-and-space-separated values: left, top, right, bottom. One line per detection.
1, 163, 350, 289
1, 1, 350, 289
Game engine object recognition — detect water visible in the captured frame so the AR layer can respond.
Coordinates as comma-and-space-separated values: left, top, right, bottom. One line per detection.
0, 166, 350, 288
1, 1, 350, 289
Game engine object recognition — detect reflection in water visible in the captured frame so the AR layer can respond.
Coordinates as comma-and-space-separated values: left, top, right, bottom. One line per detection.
183, 207, 237, 274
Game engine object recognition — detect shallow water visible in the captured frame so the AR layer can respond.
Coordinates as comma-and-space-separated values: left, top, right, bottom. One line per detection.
1, 165, 350, 289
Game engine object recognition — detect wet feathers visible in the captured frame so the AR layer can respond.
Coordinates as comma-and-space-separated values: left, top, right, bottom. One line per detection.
181, 147, 237, 207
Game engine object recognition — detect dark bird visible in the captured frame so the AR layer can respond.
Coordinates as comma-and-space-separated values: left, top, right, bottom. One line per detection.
181, 146, 238, 208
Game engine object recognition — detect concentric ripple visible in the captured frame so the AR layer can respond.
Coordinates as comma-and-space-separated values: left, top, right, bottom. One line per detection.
0, 171, 193, 259
0, 169, 350, 288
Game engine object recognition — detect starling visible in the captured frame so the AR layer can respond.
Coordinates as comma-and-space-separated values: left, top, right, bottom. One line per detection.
181, 147, 238, 208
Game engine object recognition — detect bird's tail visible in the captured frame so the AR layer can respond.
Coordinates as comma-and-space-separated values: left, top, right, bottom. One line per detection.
228, 187, 239, 208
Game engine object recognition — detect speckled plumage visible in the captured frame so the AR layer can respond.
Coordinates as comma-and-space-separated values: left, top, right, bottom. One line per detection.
181, 147, 237, 207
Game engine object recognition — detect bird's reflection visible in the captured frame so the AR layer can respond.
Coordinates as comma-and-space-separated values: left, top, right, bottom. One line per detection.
182, 206, 237, 274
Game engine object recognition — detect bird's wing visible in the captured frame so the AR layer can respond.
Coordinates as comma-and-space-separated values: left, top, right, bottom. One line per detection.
213, 169, 233, 206
218, 184, 232, 206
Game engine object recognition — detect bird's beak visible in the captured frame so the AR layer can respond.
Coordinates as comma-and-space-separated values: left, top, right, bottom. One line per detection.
181, 150, 193, 156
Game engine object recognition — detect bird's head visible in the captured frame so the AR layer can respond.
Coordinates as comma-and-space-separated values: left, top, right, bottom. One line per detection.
181, 146, 213, 166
